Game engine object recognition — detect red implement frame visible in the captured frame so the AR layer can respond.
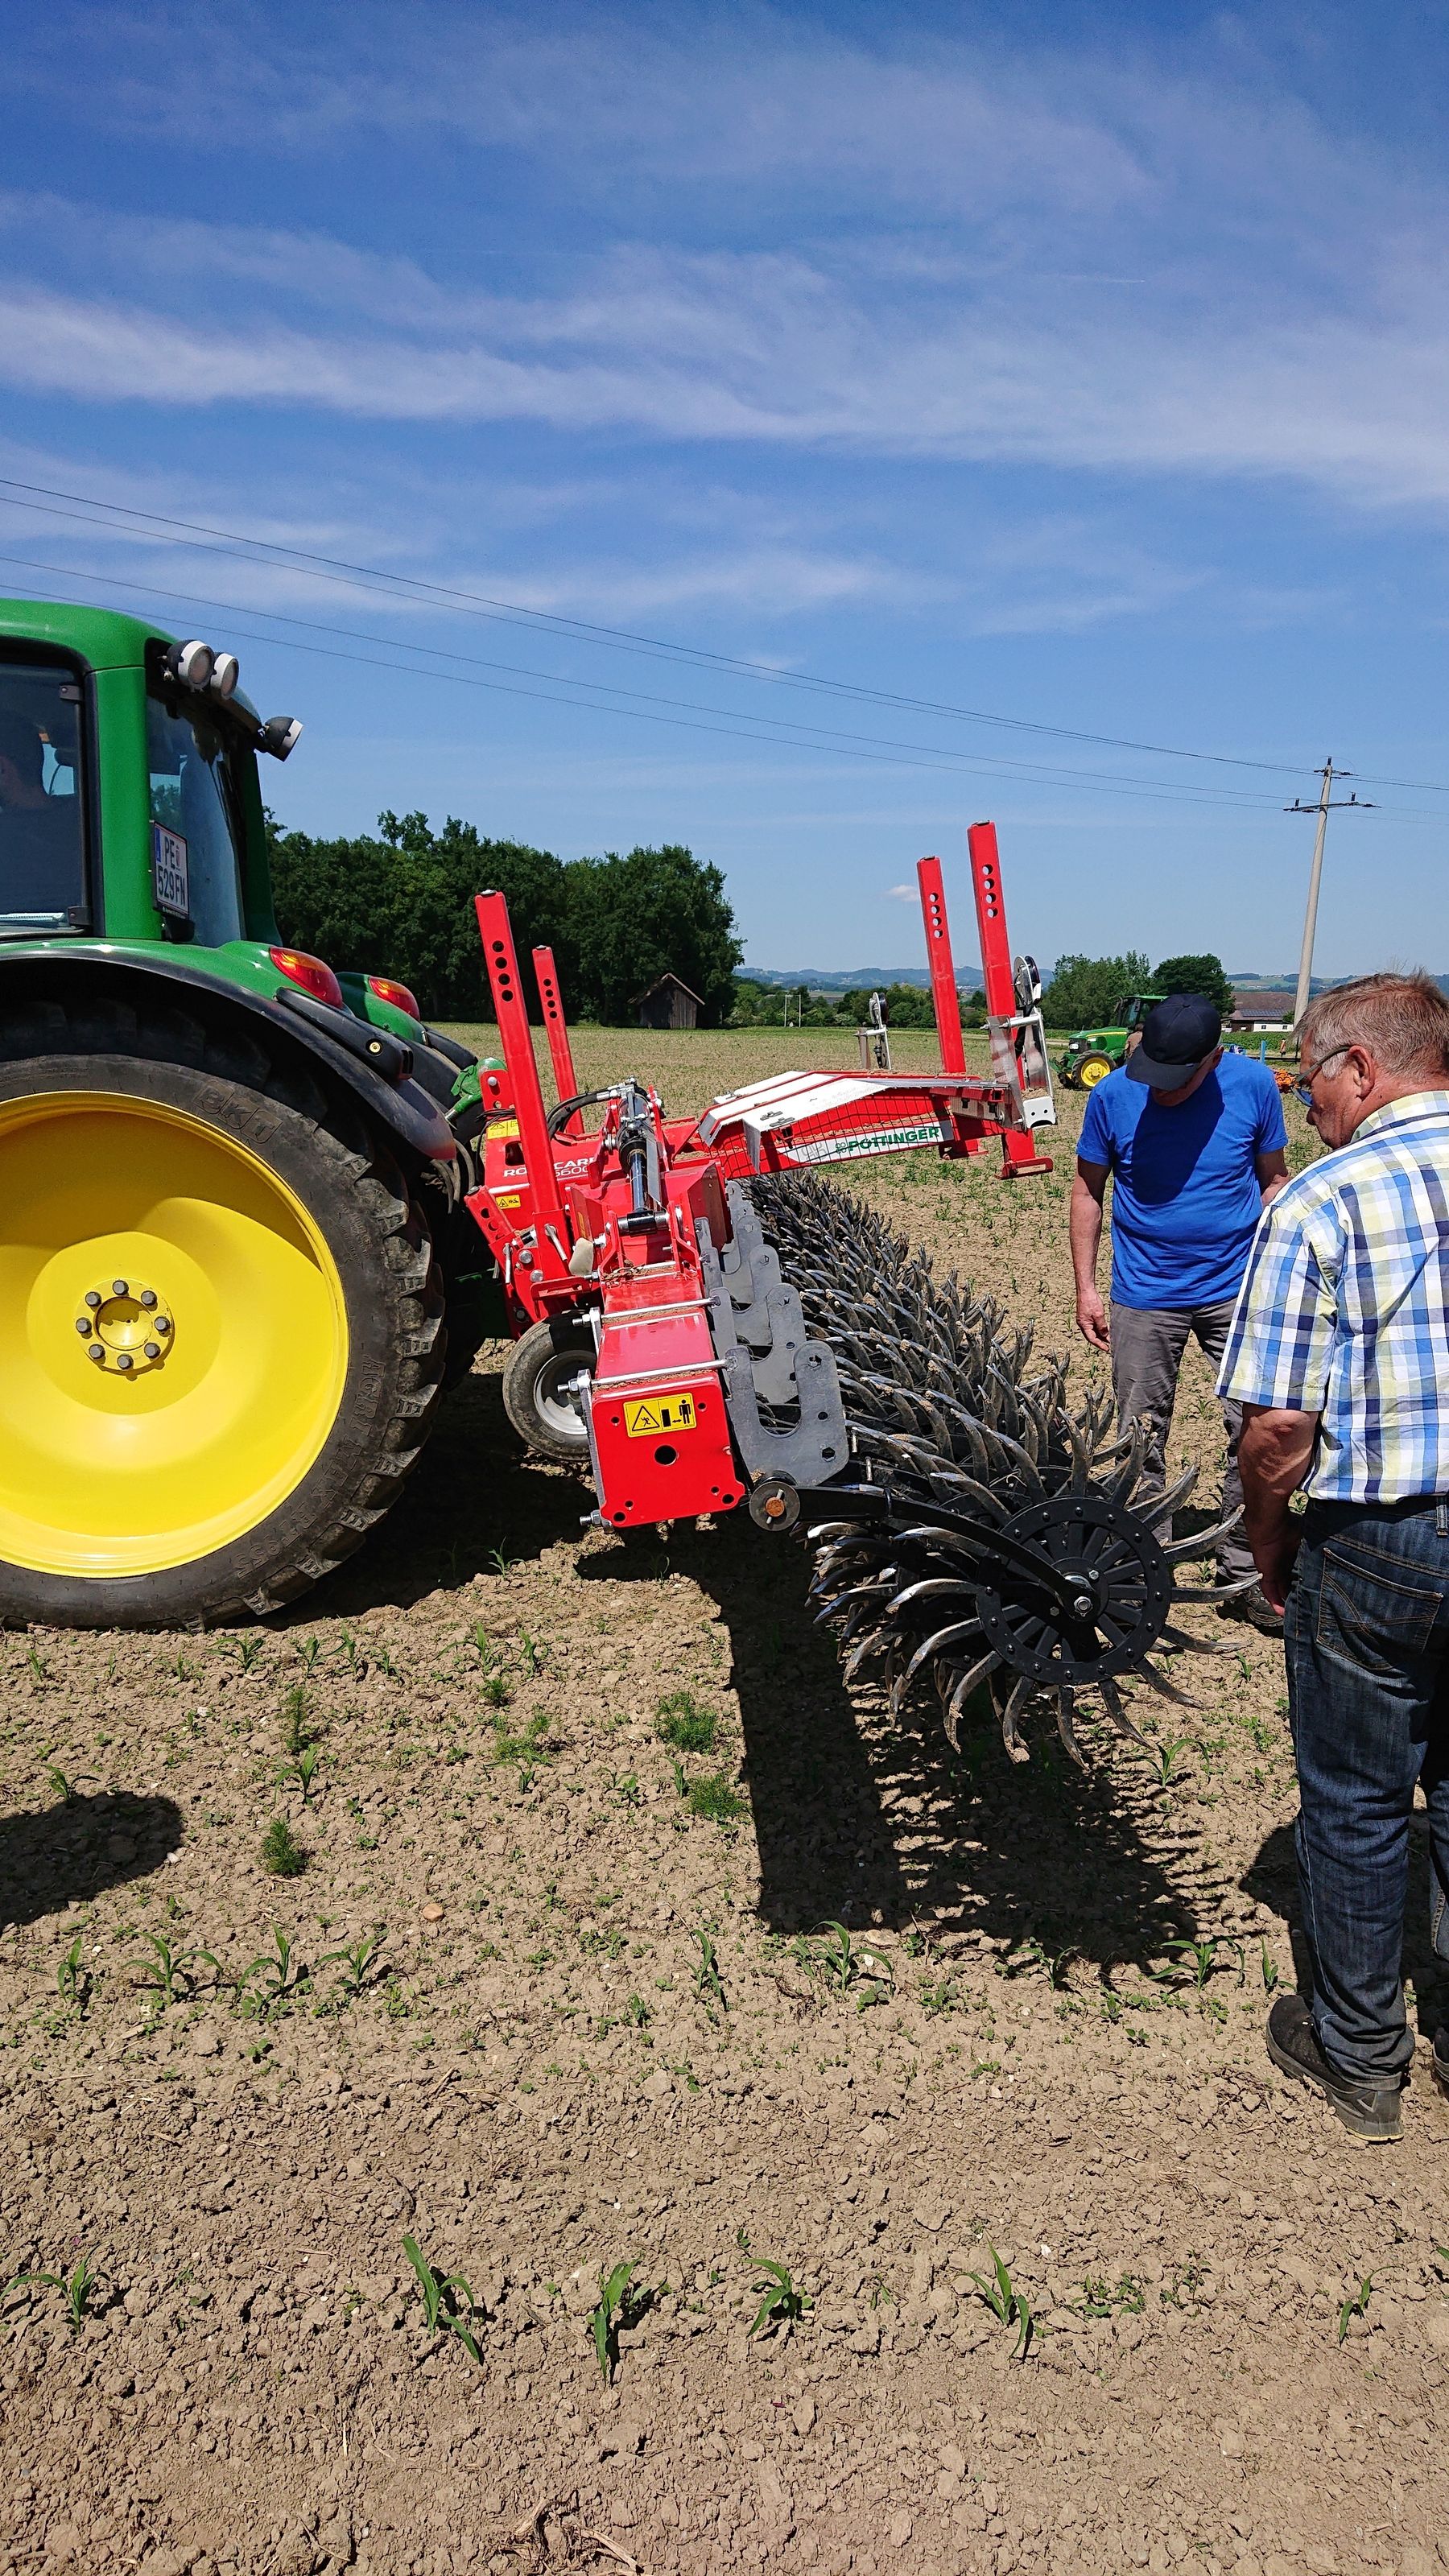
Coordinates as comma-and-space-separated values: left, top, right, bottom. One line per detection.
464, 832, 1052, 1531
968, 820, 1053, 1179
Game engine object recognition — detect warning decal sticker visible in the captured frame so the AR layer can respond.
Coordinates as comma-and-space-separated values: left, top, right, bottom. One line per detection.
624, 1392, 700, 1437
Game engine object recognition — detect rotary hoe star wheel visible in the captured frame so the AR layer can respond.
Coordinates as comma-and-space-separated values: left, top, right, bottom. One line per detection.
750, 1172, 1246, 1769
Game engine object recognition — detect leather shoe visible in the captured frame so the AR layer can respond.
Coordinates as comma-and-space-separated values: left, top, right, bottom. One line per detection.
1266, 1993, 1402, 2140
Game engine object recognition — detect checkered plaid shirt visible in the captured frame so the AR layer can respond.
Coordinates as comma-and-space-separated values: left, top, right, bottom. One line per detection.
1216, 1089, 1449, 1502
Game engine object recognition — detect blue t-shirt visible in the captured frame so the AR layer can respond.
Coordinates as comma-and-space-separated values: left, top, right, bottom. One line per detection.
1079, 1053, 1287, 1311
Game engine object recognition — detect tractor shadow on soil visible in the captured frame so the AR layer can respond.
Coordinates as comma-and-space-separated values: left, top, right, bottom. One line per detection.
0, 1791, 184, 1931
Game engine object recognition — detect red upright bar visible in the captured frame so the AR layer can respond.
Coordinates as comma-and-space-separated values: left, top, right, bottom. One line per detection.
968, 820, 1052, 1180
532, 944, 580, 1108
474, 891, 565, 1227
917, 855, 968, 1076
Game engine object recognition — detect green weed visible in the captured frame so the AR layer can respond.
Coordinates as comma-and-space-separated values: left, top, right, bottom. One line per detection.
260, 1815, 308, 1878
279, 1682, 315, 1757
656, 1692, 717, 1753
402, 2234, 482, 2364
1077, 2273, 1145, 2318
681, 1770, 745, 1826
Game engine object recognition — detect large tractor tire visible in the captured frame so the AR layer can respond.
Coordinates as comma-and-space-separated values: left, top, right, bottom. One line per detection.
0, 993, 447, 1627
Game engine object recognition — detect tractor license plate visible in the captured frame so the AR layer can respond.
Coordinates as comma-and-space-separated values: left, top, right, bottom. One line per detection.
151, 824, 190, 919
624, 1392, 700, 1436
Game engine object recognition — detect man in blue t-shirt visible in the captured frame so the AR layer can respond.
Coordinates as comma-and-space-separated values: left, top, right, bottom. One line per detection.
1070, 993, 1289, 1629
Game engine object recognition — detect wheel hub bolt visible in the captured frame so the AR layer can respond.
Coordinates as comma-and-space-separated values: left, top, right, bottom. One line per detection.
1072, 1593, 1094, 1618
76, 1318, 92, 1337
85, 1290, 101, 1311
112, 1278, 128, 1296
87, 1344, 104, 1365
139, 1289, 158, 1310
76, 1278, 175, 1374
142, 1341, 160, 1361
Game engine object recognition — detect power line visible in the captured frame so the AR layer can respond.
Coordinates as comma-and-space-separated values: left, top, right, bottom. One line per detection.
0, 551, 1307, 811
0, 470, 1415, 786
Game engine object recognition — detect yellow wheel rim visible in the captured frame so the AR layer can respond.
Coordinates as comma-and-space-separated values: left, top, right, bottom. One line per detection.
1077, 1055, 1112, 1089
0, 1092, 349, 1578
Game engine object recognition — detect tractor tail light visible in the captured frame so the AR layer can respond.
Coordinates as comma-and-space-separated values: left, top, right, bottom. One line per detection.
366, 974, 422, 1020
270, 947, 345, 1009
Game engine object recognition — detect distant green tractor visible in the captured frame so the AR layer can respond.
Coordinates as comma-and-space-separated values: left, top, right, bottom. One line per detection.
0, 600, 494, 1629
1057, 992, 1166, 1091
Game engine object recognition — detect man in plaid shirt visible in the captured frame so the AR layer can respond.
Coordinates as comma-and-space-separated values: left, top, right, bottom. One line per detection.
1219, 972, 1449, 2140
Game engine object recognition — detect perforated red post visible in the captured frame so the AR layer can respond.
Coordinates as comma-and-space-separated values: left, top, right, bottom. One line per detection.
532, 944, 580, 1110
917, 856, 967, 1076
474, 891, 564, 1224
967, 821, 1052, 1179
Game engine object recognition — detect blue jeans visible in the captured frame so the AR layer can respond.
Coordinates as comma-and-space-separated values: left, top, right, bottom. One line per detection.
1286, 1496, 1449, 2083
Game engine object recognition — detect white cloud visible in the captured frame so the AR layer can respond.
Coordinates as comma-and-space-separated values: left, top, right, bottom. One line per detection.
886, 883, 918, 902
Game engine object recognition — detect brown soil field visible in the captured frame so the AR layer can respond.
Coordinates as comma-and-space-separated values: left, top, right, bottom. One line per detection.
2, 1030, 1445, 2576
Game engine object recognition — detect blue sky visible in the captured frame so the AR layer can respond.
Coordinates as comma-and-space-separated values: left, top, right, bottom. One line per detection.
4, 1, 1449, 975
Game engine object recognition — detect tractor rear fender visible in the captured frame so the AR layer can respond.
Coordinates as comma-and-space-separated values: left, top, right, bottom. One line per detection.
0, 949, 456, 1172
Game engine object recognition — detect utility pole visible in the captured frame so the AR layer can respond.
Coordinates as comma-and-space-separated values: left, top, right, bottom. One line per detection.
1286, 761, 1375, 1028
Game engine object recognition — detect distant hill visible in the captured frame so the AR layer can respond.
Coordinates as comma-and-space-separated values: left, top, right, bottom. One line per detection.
740, 963, 980, 993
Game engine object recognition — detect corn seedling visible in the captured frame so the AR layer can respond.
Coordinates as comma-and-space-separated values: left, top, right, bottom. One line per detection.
656, 1692, 717, 1753
56, 1936, 93, 2015
129, 1931, 217, 2007
287, 1744, 322, 1803
320, 1930, 388, 2000
692, 1929, 728, 2014
221, 1635, 264, 1674
1151, 1736, 1192, 1788
589, 2260, 636, 2383
1162, 1934, 1241, 1991
748, 2256, 811, 2339
516, 1630, 546, 1675
402, 2234, 482, 2364
294, 1637, 323, 1675
968, 2244, 1033, 2359
5, 2252, 98, 2334
44, 1764, 92, 1805
237, 1926, 306, 2018
1002, 1937, 1078, 1990
260, 1815, 308, 1879
1260, 1942, 1280, 1994
816, 1919, 893, 2004
1338, 2274, 1374, 2344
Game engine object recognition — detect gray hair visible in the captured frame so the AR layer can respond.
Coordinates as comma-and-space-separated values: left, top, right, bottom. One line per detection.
1300, 972, 1449, 1079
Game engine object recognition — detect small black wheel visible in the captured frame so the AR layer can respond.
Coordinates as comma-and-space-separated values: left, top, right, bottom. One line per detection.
502, 1315, 594, 1462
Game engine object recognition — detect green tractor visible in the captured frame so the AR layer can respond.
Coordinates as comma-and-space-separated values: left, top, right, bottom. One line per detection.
1057, 992, 1165, 1091
0, 601, 494, 1629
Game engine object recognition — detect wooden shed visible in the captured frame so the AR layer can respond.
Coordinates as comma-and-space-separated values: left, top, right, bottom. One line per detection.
637, 972, 703, 1030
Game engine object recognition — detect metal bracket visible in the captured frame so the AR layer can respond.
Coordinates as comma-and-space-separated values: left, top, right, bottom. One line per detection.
701, 1184, 850, 1487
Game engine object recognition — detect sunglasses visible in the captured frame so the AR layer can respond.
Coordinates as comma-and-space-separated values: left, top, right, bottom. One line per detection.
1293, 1043, 1352, 1108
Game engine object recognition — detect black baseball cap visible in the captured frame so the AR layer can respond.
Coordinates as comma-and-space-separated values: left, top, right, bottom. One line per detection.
1127, 993, 1223, 1088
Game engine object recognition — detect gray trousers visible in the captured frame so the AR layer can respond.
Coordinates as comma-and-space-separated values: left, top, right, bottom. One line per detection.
1109, 1298, 1253, 1584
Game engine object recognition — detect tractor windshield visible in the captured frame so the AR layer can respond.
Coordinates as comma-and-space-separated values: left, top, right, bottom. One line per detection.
146, 685, 247, 947
0, 661, 85, 932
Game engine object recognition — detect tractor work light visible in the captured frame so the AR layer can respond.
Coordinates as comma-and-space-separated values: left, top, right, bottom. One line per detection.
208, 651, 240, 700
270, 947, 345, 1009
258, 715, 303, 761
366, 974, 421, 1020
165, 638, 214, 690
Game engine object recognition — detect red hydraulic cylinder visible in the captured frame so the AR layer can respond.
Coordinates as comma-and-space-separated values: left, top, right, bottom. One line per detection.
917, 856, 968, 1076
967, 821, 1053, 1180
474, 891, 565, 1228
532, 944, 580, 1116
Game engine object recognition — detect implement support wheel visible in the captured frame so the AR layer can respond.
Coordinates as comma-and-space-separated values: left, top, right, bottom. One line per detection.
502, 1315, 594, 1462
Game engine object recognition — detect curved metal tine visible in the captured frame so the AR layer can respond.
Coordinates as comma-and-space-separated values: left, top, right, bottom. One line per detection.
1158, 1623, 1236, 1657
1137, 1660, 1201, 1711
976, 1424, 1045, 1496
1159, 1513, 1244, 1565
843, 1626, 891, 1685
943, 1650, 1002, 1750
925, 1472, 1011, 1522
1096, 1676, 1151, 1750
1065, 1413, 1098, 1495
1170, 1572, 1259, 1603
1104, 1420, 1148, 1505
1055, 1686, 1088, 1769
885, 1577, 979, 1617
997, 1670, 1034, 1765
1150, 1463, 1202, 1527
902, 1618, 986, 1687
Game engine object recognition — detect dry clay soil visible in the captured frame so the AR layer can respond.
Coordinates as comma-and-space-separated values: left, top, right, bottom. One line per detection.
3, 1031, 1448, 2576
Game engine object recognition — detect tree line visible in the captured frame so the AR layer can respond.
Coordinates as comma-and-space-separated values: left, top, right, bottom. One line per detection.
1040, 950, 1235, 1029
268, 811, 743, 1024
